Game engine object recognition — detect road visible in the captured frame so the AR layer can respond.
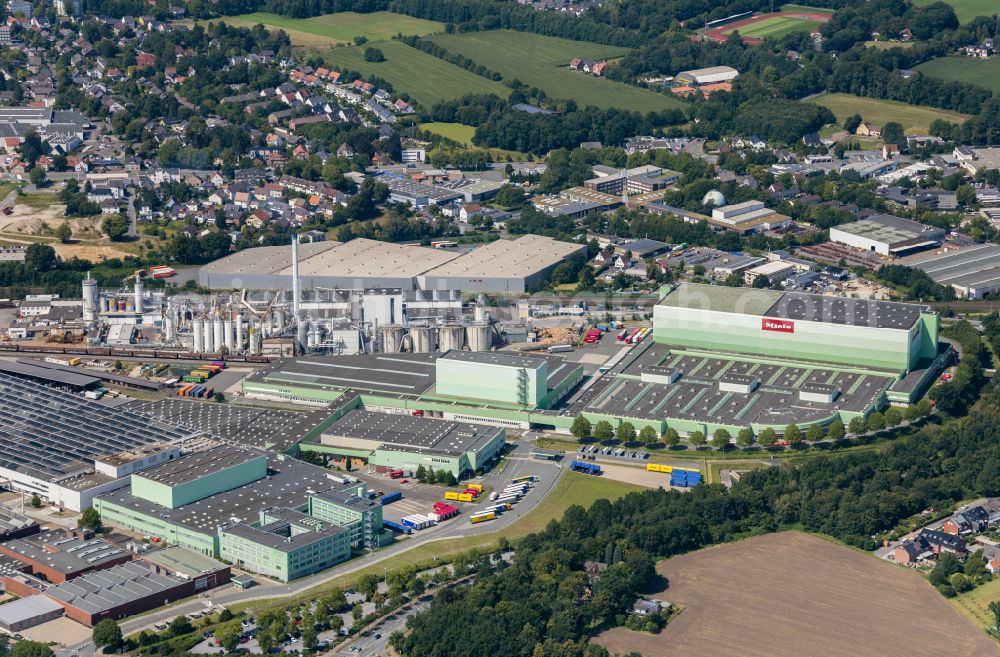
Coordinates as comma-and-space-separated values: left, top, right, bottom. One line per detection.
68, 443, 564, 651
335, 599, 431, 657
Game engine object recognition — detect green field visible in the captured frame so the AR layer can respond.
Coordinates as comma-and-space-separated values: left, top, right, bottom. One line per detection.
780, 3, 832, 11
917, 56, 1000, 93
419, 122, 476, 146
209, 11, 443, 49
722, 15, 823, 38
811, 92, 971, 134
321, 40, 510, 107
428, 30, 683, 112
951, 576, 1000, 631
912, 0, 997, 23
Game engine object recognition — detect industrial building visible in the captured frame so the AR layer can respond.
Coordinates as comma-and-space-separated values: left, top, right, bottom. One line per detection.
829, 214, 946, 257
675, 66, 739, 85
0, 373, 197, 511
0, 528, 133, 583
313, 409, 506, 477
709, 201, 791, 234
200, 235, 585, 296
94, 446, 383, 580
910, 243, 1000, 299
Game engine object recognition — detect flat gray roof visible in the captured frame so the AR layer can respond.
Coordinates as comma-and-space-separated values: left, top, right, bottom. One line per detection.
912, 243, 1000, 293
135, 446, 262, 487
98, 452, 366, 535
832, 214, 945, 247
325, 409, 503, 456
764, 293, 924, 330
419, 235, 585, 279
0, 595, 62, 625
2, 530, 129, 574
249, 353, 438, 396
0, 359, 99, 388
45, 561, 191, 615
141, 546, 228, 578
441, 350, 547, 370
658, 282, 783, 316
223, 508, 347, 553
0, 374, 196, 482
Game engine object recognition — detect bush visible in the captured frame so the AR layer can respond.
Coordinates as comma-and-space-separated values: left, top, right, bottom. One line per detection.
364, 47, 385, 62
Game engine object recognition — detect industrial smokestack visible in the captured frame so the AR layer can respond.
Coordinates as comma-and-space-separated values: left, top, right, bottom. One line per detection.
82, 272, 97, 325
292, 234, 301, 322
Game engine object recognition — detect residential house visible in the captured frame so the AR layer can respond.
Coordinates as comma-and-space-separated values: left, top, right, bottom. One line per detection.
856, 122, 882, 138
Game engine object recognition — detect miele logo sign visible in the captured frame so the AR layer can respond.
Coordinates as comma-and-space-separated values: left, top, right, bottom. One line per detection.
761, 318, 795, 333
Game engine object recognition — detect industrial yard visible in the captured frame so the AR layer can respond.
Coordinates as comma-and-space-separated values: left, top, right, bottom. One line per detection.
593, 532, 997, 657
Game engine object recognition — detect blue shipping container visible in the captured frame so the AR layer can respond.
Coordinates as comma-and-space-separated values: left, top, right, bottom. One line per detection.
380, 491, 403, 505
382, 520, 412, 535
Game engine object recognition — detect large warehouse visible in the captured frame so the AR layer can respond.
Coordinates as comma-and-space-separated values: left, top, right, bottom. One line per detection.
911, 243, 1000, 299
0, 373, 197, 510
653, 283, 940, 372
198, 235, 584, 293
313, 409, 506, 477
829, 214, 945, 257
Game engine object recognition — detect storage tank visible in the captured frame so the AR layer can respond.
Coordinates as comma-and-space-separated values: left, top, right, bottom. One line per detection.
438, 324, 465, 352
203, 318, 215, 353
308, 325, 320, 348
134, 277, 144, 313
82, 274, 97, 325
467, 324, 492, 352
117, 299, 126, 312
213, 318, 224, 353
249, 327, 261, 355
408, 326, 435, 353
192, 319, 205, 352
274, 309, 286, 333
125, 298, 134, 312
379, 325, 405, 353
223, 318, 235, 351
297, 321, 308, 350
235, 315, 245, 351
475, 294, 489, 323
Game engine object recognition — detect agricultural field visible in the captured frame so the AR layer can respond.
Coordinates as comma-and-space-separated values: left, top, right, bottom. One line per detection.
206, 12, 443, 50
419, 122, 476, 147
811, 92, 971, 134
593, 532, 997, 657
320, 40, 510, 108
912, 0, 997, 23
720, 14, 824, 39
952, 575, 1000, 631
427, 30, 683, 112
917, 56, 1000, 94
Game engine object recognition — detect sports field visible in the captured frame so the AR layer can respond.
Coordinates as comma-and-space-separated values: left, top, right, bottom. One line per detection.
419, 122, 476, 146
427, 30, 681, 112
917, 56, 1000, 93
209, 11, 443, 48
721, 14, 824, 38
593, 532, 998, 657
321, 40, 510, 107
912, 0, 997, 23
811, 92, 971, 134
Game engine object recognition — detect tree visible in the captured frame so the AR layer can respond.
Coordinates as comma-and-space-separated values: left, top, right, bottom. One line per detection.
988, 600, 1000, 629
78, 507, 102, 531
444, 471, 458, 486
784, 424, 802, 444
55, 222, 72, 243
358, 573, 379, 599
216, 623, 241, 653
759, 427, 778, 446
30, 493, 42, 508
570, 415, 592, 440
29, 167, 46, 187
364, 47, 385, 62
957, 184, 978, 208
639, 425, 658, 444
93, 619, 124, 653
866, 412, 887, 433
593, 420, 614, 441
688, 430, 706, 447
884, 407, 902, 427
351, 603, 363, 624
24, 243, 58, 273
710, 428, 731, 450
735, 427, 754, 448
257, 632, 273, 654
663, 427, 680, 447
102, 214, 129, 241
169, 615, 193, 637
882, 121, 905, 147
848, 416, 866, 435
415, 464, 427, 482
301, 625, 318, 651
213, 392, 225, 403
843, 114, 862, 133
616, 422, 636, 443
806, 424, 824, 442
330, 614, 344, 634
11, 642, 52, 657
826, 419, 845, 441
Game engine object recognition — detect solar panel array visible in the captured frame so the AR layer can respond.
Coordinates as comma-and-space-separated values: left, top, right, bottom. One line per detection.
0, 373, 196, 480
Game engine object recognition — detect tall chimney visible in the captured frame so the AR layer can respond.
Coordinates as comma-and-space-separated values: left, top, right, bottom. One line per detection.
292, 233, 301, 322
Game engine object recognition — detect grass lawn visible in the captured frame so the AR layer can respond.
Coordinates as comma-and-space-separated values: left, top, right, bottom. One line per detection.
419, 122, 476, 146
722, 15, 823, 38
865, 39, 916, 50
17, 192, 59, 209
917, 56, 1000, 94
229, 472, 641, 614
320, 40, 509, 108
427, 30, 682, 112
912, 0, 997, 23
206, 11, 443, 48
951, 576, 1000, 631
810, 92, 971, 134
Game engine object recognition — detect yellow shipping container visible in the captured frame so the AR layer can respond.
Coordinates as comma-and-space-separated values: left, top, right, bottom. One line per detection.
470, 512, 496, 524
458, 493, 474, 503
67, 357, 81, 366
444, 491, 460, 501
467, 483, 483, 492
